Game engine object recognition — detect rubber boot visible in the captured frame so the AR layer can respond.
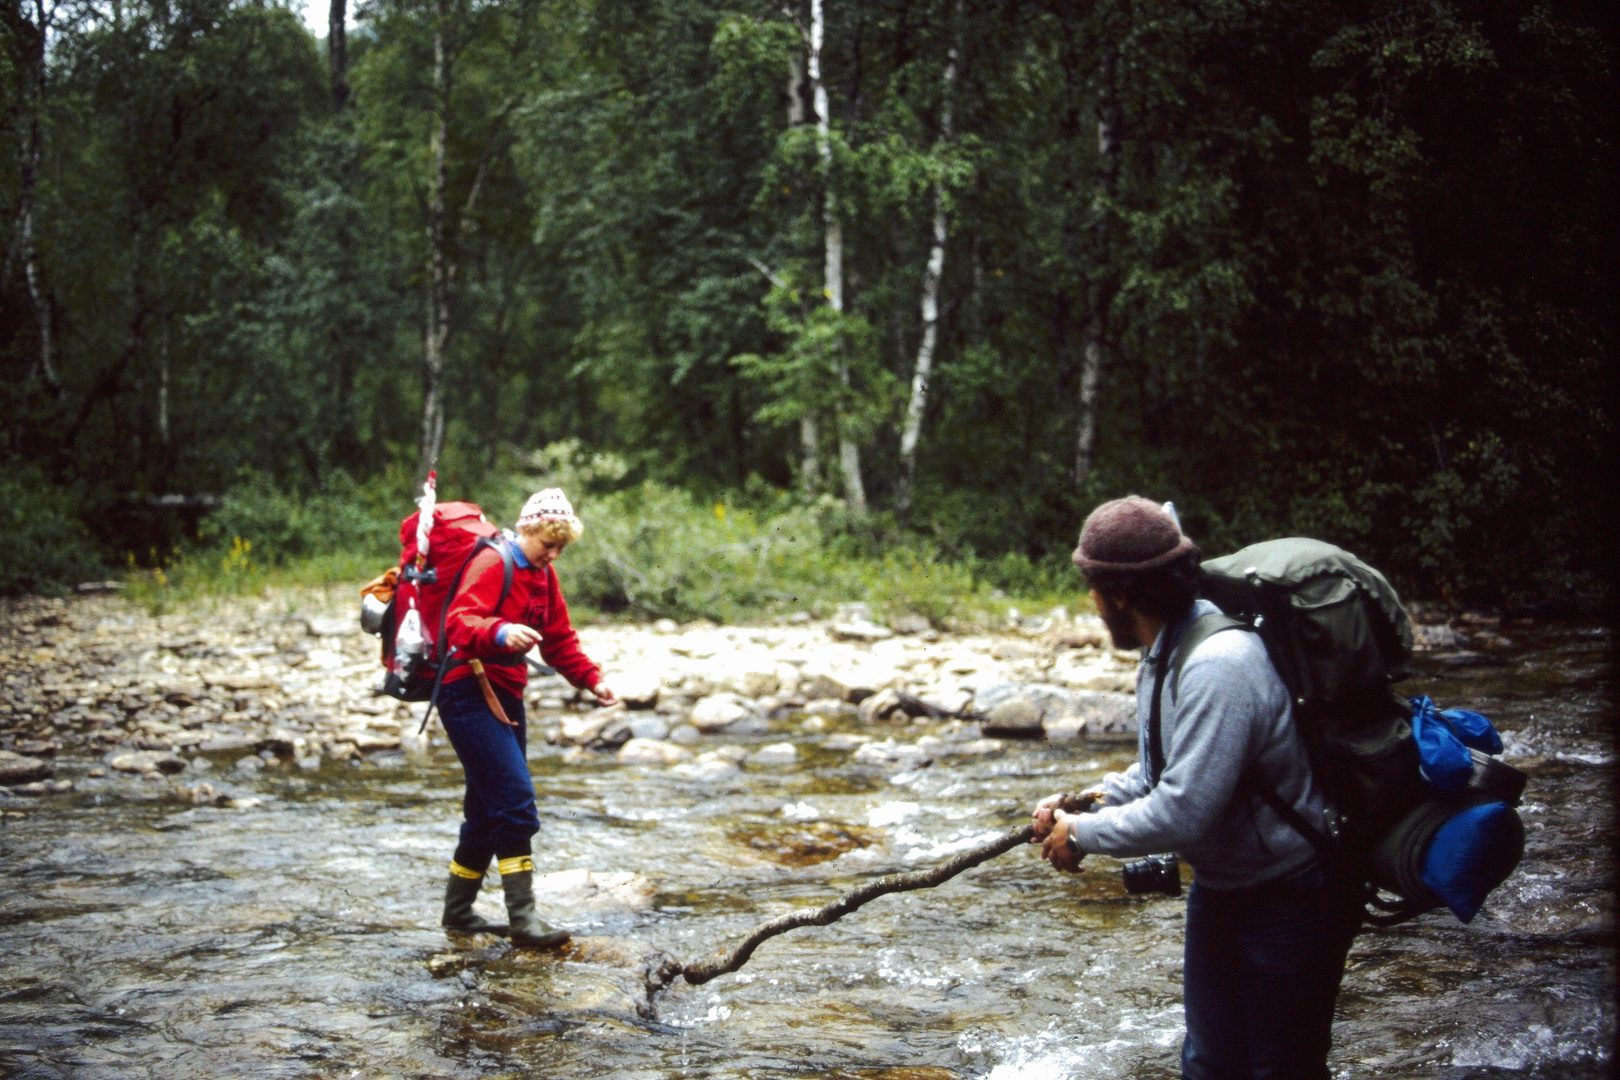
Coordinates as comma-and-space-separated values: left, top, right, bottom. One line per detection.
501, 870, 570, 948
442, 873, 510, 935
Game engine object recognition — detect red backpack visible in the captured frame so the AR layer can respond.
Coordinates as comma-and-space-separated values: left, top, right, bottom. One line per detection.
362, 499, 517, 702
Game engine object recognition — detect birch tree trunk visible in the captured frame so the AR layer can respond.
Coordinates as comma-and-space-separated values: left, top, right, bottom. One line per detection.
1075, 49, 1119, 488
896, 4, 960, 518
809, 0, 865, 515
787, 47, 820, 494
5, 0, 60, 396
329, 0, 349, 110
420, 2, 451, 477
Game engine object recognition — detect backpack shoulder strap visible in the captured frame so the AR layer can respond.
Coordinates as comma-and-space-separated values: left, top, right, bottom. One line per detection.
493, 535, 516, 612
1147, 611, 1252, 784
433, 536, 514, 652
1168, 612, 1253, 696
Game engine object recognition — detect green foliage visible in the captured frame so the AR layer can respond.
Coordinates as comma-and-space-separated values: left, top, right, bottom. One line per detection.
199, 472, 399, 566
0, 473, 105, 596
0, 0, 1611, 612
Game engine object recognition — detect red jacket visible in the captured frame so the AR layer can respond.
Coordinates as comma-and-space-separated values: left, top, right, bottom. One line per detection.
442, 546, 600, 699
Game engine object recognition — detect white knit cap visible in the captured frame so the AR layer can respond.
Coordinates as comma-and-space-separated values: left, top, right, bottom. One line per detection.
516, 488, 578, 529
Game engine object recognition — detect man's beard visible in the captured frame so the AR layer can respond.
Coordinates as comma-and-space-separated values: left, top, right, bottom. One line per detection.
1097, 596, 1142, 650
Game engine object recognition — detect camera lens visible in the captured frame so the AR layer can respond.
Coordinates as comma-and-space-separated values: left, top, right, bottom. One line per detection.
1122, 853, 1182, 896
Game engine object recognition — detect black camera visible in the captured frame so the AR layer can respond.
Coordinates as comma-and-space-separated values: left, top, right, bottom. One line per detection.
1122, 853, 1182, 896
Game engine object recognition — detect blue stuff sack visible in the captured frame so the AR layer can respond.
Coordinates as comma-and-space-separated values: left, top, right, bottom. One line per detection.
1419, 800, 1526, 923
1410, 695, 1505, 792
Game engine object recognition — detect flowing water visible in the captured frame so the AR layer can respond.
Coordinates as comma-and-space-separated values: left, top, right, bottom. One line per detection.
1, 621, 1611, 1079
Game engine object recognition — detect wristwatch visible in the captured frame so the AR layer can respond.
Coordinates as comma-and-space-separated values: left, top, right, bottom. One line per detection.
1066, 828, 1081, 856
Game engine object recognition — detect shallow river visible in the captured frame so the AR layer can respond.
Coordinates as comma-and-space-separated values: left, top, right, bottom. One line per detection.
1, 622, 1611, 1079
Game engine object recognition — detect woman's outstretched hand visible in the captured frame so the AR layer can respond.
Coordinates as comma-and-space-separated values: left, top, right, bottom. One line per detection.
591, 681, 619, 706
503, 624, 542, 652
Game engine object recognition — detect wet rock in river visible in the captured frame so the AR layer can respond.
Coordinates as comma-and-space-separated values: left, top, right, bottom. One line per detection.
623, 713, 669, 740
852, 738, 933, 769
304, 616, 355, 638
803, 698, 858, 720
531, 869, 655, 912
829, 620, 894, 643
858, 686, 906, 724
889, 612, 932, 636
107, 750, 187, 775
0, 752, 54, 785
729, 820, 883, 866
613, 671, 662, 709
13, 739, 59, 757
748, 742, 797, 766
981, 695, 1044, 738
689, 693, 755, 733
616, 737, 691, 765
552, 705, 627, 746
669, 751, 742, 782
205, 673, 277, 691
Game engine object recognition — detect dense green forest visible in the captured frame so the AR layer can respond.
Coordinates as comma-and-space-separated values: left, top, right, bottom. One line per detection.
1, 0, 1612, 611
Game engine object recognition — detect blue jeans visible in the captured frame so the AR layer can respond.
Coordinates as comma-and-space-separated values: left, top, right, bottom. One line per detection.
437, 677, 539, 870
1181, 871, 1359, 1080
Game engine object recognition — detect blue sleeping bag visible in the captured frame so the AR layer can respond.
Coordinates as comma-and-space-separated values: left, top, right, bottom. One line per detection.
1370, 698, 1526, 922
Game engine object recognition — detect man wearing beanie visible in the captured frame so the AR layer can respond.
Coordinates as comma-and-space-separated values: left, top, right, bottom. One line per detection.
1029, 495, 1359, 1080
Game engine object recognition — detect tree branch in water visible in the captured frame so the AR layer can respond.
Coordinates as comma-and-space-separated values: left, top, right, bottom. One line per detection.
681, 794, 1092, 986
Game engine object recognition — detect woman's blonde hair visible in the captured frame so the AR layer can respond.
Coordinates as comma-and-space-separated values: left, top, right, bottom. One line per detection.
517, 516, 583, 546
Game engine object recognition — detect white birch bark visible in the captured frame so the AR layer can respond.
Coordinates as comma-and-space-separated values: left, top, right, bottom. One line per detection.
896, 6, 960, 517
785, 43, 820, 493
1075, 51, 1118, 488
6, 0, 60, 395
809, 0, 865, 515
420, 1, 451, 477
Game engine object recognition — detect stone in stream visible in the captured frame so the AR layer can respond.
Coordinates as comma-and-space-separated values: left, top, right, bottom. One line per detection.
616, 737, 691, 765
552, 705, 628, 746
468, 936, 681, 1021
303, 616, 355, 637
889, 612, 932, 636
852, 739, 933, 769
669, 751, 742, 782
688, 693, 755, 733
205, 673, 277, 692
0, 752, 54, 786
1071, 690, 1138, 740
107, 750, 187, 775
613, 671, 662, 709
857, 687, 906, 724
748, 742, 797, 766
981, 696, 1044, 738
624, 713, 669, 740
829, 620, 894, 643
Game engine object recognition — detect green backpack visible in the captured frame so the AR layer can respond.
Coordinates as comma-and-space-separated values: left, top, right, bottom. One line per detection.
1197, 538, 1525, 925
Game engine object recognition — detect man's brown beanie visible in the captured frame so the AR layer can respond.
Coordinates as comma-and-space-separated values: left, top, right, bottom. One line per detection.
1071, 495, 1197, 580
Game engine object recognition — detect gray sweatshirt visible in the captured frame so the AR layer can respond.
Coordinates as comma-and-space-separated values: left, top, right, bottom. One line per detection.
1070, 599, 1326, 889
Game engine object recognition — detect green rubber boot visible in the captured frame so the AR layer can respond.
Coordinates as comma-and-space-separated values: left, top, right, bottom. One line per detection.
501, 869, 570, 948
442, 871, 509, 935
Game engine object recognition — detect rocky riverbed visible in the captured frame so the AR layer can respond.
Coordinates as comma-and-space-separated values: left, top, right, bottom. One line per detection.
0, 588, 1611, 1079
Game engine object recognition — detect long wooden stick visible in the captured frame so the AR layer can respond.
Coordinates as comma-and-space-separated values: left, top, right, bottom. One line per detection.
681, 794, 1092, 986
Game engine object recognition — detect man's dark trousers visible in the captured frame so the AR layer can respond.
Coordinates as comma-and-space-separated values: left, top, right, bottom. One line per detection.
1181, 870, 1360, 1080
437, 678, 539, 871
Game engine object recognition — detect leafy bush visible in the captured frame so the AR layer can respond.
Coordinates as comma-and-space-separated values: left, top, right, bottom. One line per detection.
0, 473, 105, 595
200, 471, 398, 565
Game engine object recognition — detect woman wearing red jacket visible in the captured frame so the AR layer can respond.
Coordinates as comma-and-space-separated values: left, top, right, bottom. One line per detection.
437, 488, 617, 946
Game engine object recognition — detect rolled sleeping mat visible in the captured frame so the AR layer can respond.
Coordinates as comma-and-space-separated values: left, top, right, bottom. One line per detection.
1371, 794, 1525, 923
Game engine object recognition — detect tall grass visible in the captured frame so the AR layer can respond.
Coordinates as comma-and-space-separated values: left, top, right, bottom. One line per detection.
119, 444, 1087, 625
